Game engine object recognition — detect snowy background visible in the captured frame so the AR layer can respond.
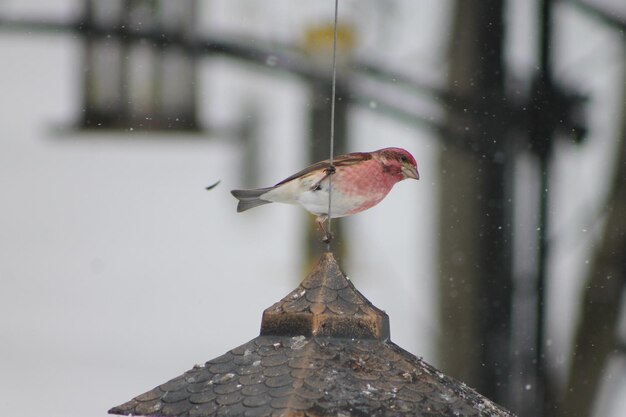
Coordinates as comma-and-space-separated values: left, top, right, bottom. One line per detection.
0, 1, 625, 417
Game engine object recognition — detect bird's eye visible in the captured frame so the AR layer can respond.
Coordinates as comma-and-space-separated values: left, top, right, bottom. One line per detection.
400, 156, 408, 163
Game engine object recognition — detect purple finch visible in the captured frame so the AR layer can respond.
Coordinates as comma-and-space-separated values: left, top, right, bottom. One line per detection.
230, 147, 419, 240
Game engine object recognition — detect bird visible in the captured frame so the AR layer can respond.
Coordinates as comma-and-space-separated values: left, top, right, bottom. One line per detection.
230, 147, 419, 242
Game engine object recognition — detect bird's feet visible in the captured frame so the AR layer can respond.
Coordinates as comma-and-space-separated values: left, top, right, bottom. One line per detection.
316, 216, 333, 244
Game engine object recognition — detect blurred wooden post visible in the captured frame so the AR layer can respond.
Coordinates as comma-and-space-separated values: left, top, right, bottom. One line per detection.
302, 24, 354, 267
557, 74, 626, 417
305, 82, 348, 265
439, 0, 514, 406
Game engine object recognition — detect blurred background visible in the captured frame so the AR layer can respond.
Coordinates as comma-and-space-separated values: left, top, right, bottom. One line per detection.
0, 1, 625, 416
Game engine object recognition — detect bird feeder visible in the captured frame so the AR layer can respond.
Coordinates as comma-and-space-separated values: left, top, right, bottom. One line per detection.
109, 253, 515, 416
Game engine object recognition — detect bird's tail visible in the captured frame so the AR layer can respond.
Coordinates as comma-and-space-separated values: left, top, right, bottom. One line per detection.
230, 187, 274, 212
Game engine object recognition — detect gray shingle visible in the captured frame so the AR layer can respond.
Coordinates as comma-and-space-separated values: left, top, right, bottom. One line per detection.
109, 253, 515, 417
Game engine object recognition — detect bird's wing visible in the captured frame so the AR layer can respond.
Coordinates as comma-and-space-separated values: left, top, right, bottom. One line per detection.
275, 152, 372, 186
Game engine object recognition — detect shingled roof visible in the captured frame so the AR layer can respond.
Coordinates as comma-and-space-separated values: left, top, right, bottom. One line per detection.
110, 252, 515, 417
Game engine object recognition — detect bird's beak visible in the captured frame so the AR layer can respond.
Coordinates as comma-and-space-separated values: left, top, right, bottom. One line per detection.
402, 165, 420, 180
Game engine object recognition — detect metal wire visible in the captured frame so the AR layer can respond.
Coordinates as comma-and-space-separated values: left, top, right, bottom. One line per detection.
326, 0, 339, 251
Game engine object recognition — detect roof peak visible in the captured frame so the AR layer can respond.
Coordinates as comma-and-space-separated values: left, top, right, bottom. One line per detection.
260, 252, 390, 340
109, 251, 516, 417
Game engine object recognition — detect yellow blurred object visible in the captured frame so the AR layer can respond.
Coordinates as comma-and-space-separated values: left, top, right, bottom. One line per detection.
303, 23, 356, 55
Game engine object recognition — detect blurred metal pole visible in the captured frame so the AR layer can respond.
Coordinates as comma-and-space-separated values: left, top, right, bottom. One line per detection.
80, 0, 94, 126
529, 0, 557, 415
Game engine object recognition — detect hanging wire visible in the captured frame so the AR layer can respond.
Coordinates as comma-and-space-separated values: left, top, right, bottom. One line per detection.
326, 0, 339, 251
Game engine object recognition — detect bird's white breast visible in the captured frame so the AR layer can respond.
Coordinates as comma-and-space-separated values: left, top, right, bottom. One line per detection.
261, 175, 370, 218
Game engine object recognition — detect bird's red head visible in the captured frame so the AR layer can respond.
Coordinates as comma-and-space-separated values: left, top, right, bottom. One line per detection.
376, 147, 420, 180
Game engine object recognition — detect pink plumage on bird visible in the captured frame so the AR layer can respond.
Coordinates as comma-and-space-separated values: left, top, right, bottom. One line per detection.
231, 147, 419, 240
